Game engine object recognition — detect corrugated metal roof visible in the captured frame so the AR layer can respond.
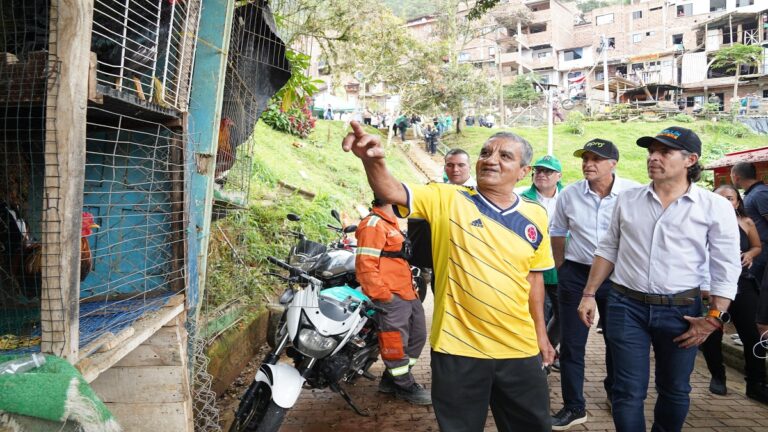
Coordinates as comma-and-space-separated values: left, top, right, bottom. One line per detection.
705, 147, 768, 169
694, 5, 768, 29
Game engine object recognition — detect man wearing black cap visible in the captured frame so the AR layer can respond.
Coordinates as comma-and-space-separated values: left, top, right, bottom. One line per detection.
577, 127, 741, 432
549, 138, 639, 430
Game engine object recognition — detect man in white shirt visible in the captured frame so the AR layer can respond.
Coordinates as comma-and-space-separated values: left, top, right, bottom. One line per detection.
549, 139, 639, 430
521, 155, 565, 364
578, 126, 741, 432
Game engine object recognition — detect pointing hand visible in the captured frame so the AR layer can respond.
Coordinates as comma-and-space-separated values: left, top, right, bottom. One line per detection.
341, 121, 385, 161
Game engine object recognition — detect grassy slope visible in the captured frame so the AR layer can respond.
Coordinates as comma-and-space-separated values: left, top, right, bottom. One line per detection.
250, 120, 421, 210
441, 121, 765, 189
205, 120, 421, 308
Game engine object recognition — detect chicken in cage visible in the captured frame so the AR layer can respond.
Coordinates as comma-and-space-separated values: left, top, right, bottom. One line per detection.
90, 0, 199, 111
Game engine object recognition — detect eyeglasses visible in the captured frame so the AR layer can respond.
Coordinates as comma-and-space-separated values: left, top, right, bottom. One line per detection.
534, 168, 558, 176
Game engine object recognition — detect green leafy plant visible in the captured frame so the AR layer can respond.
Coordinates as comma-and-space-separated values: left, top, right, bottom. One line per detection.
702, 121, 753, 138
261, 49, 321, 138
504, 74, 542, 107
699, 102, 721, 116
277, 50, 324, 112
672, 113, 694, 123
261, 97, 316, 138
564, 111, 585, 135
710, 43, 764, 100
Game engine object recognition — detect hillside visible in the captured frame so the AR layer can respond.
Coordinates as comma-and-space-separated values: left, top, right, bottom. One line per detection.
441, 120, 764, 188
381, 0, 437, 20
204, 120, 422, 308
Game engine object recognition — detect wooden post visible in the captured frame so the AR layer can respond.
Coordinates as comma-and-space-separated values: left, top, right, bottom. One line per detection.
41, 0, 94, 361
185, 0, 235, 320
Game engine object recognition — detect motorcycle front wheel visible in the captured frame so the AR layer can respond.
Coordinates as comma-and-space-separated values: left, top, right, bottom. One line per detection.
230, 382, 287, 432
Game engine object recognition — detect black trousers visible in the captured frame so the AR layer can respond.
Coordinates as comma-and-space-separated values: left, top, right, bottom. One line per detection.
700, 276, 766, 384
431, 351, 551, 432
545, 283, 560, 349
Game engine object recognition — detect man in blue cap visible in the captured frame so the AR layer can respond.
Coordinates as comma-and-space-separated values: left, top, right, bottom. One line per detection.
522, 155, 565, 363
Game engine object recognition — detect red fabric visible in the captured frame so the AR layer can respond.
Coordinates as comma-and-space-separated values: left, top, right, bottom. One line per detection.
378, 330, 406, 361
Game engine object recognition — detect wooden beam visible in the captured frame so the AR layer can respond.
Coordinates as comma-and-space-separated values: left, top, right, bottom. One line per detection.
105, 402, 193, 431
92, 366, 189, 403
41, 0, 94, 362
76, 302, 185, 382
185, 0, 236, 322
88, 51, 103, 104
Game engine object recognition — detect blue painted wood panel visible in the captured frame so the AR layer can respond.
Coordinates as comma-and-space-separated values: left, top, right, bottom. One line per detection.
81, 129, 176, 298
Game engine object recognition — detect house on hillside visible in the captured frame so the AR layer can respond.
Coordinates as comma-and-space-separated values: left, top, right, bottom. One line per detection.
499, 0, 767, 110
681, 5, 768, 112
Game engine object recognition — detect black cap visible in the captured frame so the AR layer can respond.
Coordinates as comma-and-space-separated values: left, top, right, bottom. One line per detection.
636, 126, 702, 156
573, 138, 620, 161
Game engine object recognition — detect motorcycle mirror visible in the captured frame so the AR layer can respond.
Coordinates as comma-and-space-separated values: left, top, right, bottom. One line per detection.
279, 287, 295, 305
331, 209, 341, 223
287, 213, 300, 222
343, 225, 357, 234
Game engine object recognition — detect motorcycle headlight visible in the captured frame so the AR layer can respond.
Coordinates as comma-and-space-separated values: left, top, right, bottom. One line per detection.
296, 328, 339, 358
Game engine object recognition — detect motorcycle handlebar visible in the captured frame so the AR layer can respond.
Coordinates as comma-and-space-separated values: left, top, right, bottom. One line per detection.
266, 256, 323, 286
366, 303, 387, 315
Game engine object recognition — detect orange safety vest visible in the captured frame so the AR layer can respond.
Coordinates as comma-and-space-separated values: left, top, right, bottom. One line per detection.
355, 208, 416, 302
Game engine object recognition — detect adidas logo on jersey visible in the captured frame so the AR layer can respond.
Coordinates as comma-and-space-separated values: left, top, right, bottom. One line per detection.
471, 219, 483, 228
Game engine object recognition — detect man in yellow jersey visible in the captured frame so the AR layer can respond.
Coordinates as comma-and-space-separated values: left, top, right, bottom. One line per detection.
342, 121, 555, 431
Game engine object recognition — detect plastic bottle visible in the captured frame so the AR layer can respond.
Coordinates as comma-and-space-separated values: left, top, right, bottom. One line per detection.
0, 353, 46, 375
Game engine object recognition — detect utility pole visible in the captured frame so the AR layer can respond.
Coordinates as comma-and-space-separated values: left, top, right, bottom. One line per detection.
602, 34, 609, 108
517, 22, 523, 75
497, 34, 505, 127
547, 88, 554, 155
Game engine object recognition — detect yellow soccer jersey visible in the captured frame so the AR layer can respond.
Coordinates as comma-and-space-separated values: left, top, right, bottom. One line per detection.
396, 182, 554, 359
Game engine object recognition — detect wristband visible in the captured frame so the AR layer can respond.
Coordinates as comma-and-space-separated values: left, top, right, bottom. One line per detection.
582, 293, 596, 298
703, 317, 722, 330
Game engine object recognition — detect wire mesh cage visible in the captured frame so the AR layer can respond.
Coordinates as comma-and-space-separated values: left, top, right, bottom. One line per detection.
269, 0, 313, 55
91, 0, 201, 111
0, 0, 62, 354
77, 106, 189, 350
213, 1, 291, 210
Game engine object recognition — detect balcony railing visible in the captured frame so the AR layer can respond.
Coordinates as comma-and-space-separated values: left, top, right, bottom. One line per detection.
744, 29, 759, 46
525, 30, 553, 47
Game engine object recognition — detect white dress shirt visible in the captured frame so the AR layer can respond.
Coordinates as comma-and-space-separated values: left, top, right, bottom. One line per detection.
550, 176, 640, 265
536, 189, 559, 217
594, 184, 740, 299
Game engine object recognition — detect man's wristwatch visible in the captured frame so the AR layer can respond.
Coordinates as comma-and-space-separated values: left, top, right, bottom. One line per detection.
706, 308, 732, 324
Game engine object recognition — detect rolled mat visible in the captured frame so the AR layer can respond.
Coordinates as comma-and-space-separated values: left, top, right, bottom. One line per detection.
0, 355, 120, 432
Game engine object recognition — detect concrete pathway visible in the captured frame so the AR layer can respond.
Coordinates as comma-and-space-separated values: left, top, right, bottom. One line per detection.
280, 294, 768, 432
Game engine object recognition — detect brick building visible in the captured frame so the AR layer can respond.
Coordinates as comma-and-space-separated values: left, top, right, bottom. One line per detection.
496, 0, 767, 111
308, 0, 768, 115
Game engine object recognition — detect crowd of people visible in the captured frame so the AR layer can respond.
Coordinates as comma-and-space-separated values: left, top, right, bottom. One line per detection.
342, 119, 768, 432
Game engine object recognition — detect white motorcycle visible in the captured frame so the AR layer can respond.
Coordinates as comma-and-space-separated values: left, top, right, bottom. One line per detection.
230, 213, 382, 432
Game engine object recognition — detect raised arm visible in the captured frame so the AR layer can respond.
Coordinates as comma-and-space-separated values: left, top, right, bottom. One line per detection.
342, 121, 407, 206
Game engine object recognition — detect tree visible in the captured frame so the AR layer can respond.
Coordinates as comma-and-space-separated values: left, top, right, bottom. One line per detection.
710, 43, 764, 101
398, 49, 494, 134
271, 0, 386, 67
400, 0, 496, 134
329, 9, 416, 90
504, 74, 542, 107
